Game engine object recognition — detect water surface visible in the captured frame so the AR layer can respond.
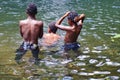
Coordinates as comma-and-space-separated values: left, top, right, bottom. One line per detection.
0, 0, 120, 80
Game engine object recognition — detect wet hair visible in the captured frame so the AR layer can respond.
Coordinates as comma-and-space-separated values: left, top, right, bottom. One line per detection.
26, 3, 37, 15
67, 11, 78, 23
49, 22, 57, 33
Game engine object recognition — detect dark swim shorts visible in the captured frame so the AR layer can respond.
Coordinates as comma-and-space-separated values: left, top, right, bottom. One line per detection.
15, 42, 39, 61
63, 42, 80, 51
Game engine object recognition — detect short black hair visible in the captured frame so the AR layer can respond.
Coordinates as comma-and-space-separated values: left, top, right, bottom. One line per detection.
49, 22, 57, 33
67, 12, 78, 23
26, 3, 37, 15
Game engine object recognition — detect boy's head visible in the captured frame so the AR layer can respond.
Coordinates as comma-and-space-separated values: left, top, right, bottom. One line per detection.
67, 12, 78, 24
26, 3, 37, 15
48, 22, 57, 33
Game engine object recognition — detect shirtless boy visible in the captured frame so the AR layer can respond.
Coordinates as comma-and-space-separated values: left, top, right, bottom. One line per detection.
42, 22, 60, 46
15, 3, 43, 63
55, 11, 85, 52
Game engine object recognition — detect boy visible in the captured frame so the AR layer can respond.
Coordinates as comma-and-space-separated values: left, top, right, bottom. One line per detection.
42, 22, 60, 46
55, 11, 85, 52
15, 3, 43, 63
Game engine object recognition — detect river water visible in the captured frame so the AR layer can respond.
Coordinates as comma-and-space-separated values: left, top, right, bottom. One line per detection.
0, 0, 120, 80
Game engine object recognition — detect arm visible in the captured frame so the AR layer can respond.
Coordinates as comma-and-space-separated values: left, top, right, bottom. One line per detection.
74, 14, 85, 26
55, 25, 75, 31
55, 11, 75, 31
56, 11, 70, 25
39, 22, 43, 38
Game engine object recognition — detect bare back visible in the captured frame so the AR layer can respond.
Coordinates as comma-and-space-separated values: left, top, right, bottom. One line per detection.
19, 18, 43, 44
42, 33, 60, 46
64, 25, 82, 43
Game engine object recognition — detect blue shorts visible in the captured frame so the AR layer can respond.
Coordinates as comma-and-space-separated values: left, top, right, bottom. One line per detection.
63, 42, 80, 51
15, 42, 39, 61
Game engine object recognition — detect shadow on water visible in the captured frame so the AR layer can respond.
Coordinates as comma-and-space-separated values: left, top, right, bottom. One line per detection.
0, 0, 120, 80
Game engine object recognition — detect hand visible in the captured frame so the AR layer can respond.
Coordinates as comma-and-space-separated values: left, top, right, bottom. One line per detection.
64, 11, 70, 17
74, 14, 85, 22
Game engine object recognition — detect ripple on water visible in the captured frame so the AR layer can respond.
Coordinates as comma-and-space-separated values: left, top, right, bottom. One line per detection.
3, 21, 17, 25
78, 72, 94, 76
104, 32, 117, 36
62, 76, 73, 80
44, 61, 58, 67
98, 56, 107, 59
89, 78, 105, 80
82, 47, 90, 54
106, 76, 120, 80
93, 34, 101, 39
61, 59, 72, 64
112, 6, 120, 9
93, 45, 108, 51
70, 70, 78, 74
96, 61, 105, 67
90, 27, 97, 30
89, 59, 98, 64
105, 61, 120, 66
98, 22, 105, 25
92, 45, 108, 53
76, 62, 86, 66
93, 71, 111, 75
77, 55, 90, 60
86, 18, 95, 23
117, 69, 120, 73
0, 33, 4, 36
91, 50, 102, 54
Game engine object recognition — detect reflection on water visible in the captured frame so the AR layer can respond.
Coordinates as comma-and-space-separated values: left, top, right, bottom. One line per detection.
0, 0, 120, 80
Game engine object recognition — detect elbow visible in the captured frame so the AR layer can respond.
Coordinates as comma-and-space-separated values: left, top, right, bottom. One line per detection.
55, 23, 58, 28
81, 14, 85, 18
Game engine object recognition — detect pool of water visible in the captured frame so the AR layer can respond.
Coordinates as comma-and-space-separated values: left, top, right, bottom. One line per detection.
0, 0, 120, 80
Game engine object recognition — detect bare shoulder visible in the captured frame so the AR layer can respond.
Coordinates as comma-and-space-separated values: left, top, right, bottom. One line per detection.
53, 34, 61, 39
37, 20, 43, 27
19, 19, 27, 25
19, 20, 25, 27
43, 33, 49, 38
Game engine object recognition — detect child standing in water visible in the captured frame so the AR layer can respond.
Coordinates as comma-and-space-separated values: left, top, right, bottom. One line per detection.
55, 11, 85, 52
15, 3, 43, 63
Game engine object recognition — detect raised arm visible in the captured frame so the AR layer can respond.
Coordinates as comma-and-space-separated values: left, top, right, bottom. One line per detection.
55, 11, 75, 31
56, 11, 70, 25
74, 14, 85, 26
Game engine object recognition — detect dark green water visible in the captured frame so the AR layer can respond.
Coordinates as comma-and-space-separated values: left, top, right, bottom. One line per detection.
0, 0, 120, 80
